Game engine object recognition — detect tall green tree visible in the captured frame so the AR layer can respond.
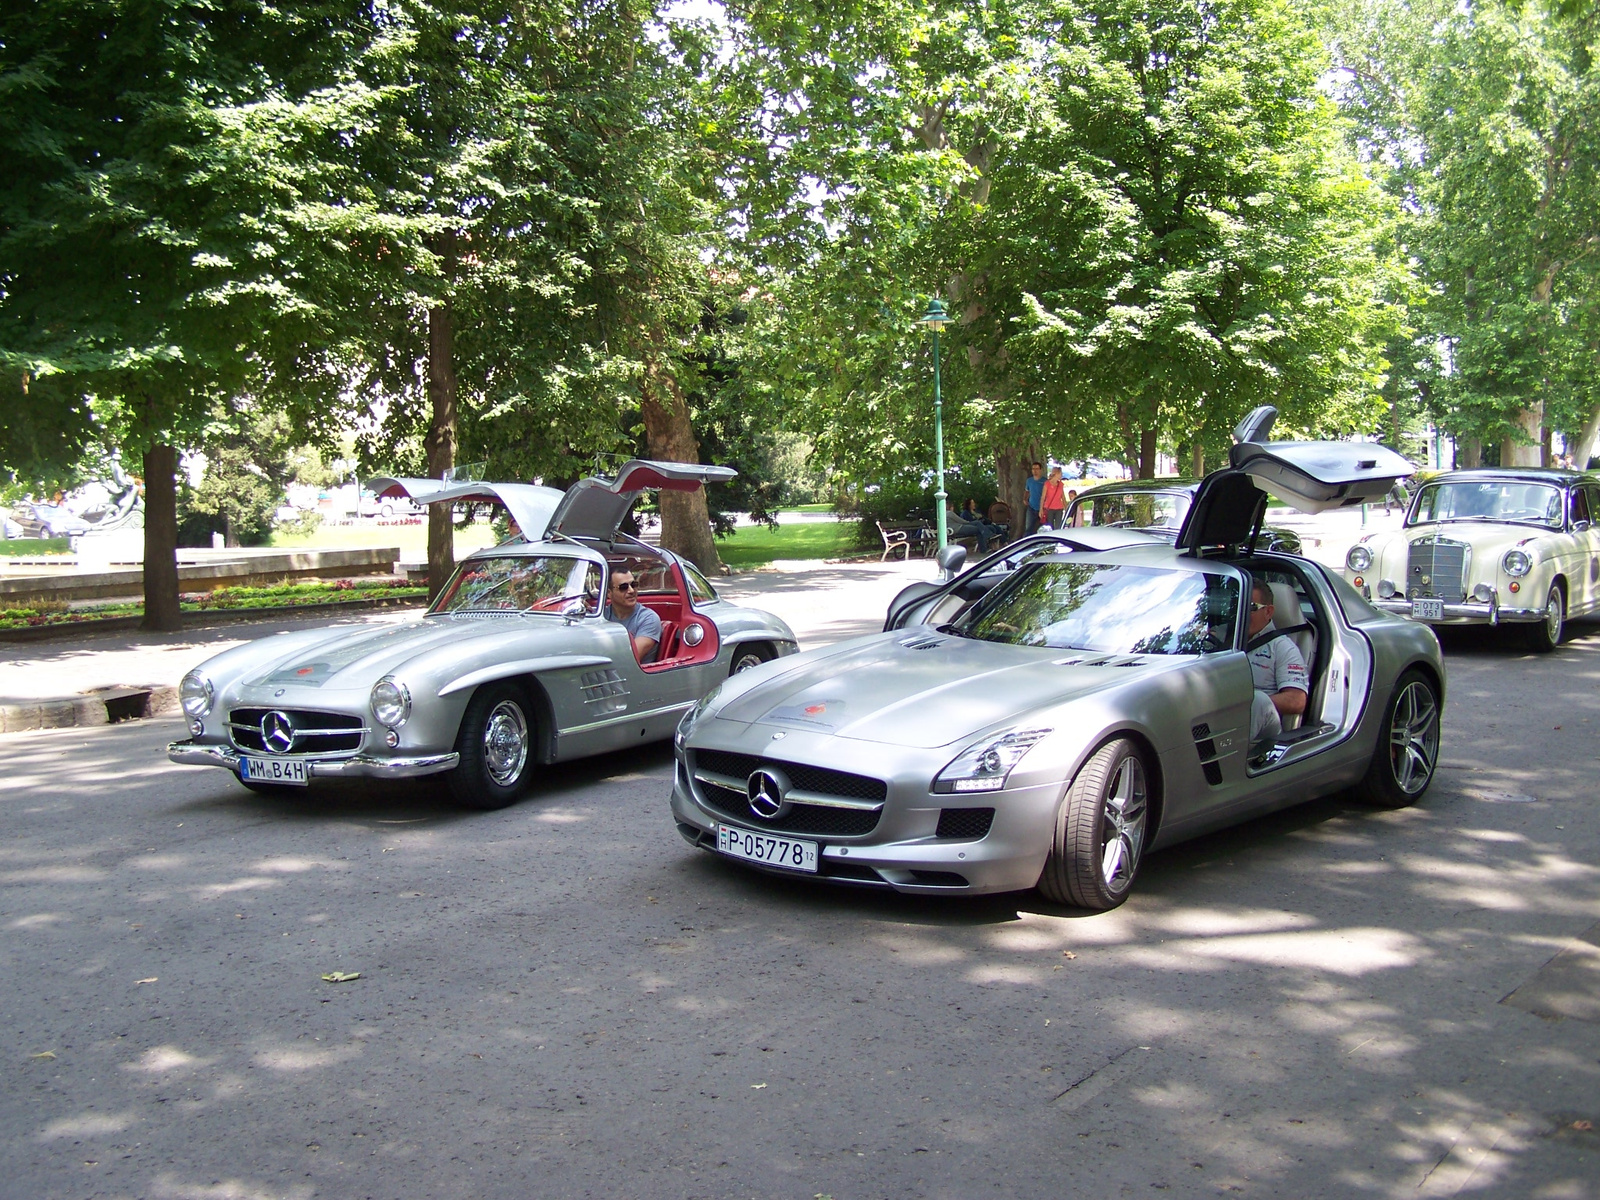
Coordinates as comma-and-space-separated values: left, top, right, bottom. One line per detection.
1331, 0, 1600, 466
0, 0, 397, 627
719, 0, 1401, 520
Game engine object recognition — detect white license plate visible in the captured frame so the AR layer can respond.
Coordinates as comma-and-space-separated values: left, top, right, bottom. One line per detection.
240, 756, 309, 786
1411, 598, 1445, 621
717, 824, 818, 873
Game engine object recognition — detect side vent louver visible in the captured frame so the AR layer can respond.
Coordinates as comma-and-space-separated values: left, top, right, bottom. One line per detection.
1191, 722, 1225, 786
898, 635, 944, 651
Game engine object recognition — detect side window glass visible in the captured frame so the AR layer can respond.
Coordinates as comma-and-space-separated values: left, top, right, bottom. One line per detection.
1572, 488, 1592, 527
683, 563, 717, 604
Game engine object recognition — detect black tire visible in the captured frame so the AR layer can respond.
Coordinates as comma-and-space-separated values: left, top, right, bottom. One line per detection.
447, 681, 536, 810
1354, 668, 1440, 809
1037, 737, 1149, 911
1524, 583, 1564, 653
729, 642, 774, 676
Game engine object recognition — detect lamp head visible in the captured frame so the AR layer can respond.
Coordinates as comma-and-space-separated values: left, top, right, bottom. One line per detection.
917, 298, 953, 328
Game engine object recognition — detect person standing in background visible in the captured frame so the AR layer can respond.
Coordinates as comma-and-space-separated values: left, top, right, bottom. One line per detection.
1023, 461, 1045, 536
1040, 466, 1067, 530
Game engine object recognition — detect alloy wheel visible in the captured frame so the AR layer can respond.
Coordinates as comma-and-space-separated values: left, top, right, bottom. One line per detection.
1387, 679, 1439, 795
1099, 756, 1147, 890
483, 700, 529, 786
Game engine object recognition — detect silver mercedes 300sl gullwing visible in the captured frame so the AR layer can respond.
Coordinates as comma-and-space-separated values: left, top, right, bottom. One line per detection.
671, 410, 1445, 910
167, 461, 797, 809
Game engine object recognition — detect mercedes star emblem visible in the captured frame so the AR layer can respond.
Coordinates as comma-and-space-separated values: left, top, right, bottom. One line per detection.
746, 769, 790, 821
260, 710, 295, 755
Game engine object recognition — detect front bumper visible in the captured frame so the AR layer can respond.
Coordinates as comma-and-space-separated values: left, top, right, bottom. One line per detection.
167, 740, 460, 779
1370, 597, 1548, 625
668, 752, 1059, 896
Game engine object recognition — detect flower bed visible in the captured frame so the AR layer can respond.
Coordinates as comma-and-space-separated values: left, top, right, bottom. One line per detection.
0, 578, 427, 630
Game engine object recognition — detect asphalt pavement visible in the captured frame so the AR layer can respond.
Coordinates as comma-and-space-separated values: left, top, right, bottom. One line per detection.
4, 527, 1598, 1199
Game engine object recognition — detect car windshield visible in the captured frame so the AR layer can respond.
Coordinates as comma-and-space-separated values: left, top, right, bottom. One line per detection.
953, 559, 1240, 654
1069, 491, 1189, 531
1409, 481, 1563, 529
431, 555, 600, 614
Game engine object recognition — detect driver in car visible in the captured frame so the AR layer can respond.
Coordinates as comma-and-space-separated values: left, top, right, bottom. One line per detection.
1247, 579, 1307, 741
607, 569, 661, 664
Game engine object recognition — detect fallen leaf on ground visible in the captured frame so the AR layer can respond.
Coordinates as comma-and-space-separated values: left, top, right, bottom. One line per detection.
1574, 1120, 1593, 1132
1062, 951, 1077, 959
751, 1083, 767, 1089
136, 977, 157, 985
30, 1051, 56, 1060
321, 971, 361, 983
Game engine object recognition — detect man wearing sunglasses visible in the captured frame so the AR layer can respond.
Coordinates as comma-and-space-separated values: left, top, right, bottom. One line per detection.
607, 569, 661, 664
1247, 579, 1307, 741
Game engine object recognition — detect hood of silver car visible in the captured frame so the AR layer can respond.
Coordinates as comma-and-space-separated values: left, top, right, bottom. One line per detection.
244, 617, 500, 690
712, 631, 1167, 748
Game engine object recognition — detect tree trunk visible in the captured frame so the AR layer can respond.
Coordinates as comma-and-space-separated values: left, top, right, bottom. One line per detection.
1138, 428, 1158, 479
224, 510, 237, 549
994, 439, 1038, 533
1117, 405, 1136, 476
1502, 401, 1543, 467
1570, 404, 1600, 472
141, 443, 182, 631
424, 232, 458, 602
641, 340, 721, 572
1541, 423, 1553, 468
1458, 435, 1482, 469
1191, 442, 1205, 478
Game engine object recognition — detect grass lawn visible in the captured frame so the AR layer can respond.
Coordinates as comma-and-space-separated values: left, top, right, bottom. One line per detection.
1, 537, 72, 557
263, 514, 860, 569
775, 503, 834, 514
267, 520, 499, 559
715, 518, 866, 568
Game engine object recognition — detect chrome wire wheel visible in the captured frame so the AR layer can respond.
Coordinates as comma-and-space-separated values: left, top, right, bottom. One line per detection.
1387, 678, 1439, 796
1099, 757, 1147, 890
482, 700, 529, 787
730, 644, 773, 675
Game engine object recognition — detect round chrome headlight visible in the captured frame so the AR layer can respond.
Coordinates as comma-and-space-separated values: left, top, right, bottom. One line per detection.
1501, 549, 1532, 577
370, 678, 411, 728
1346, 545, 1373, 573
179, 671, 214, 718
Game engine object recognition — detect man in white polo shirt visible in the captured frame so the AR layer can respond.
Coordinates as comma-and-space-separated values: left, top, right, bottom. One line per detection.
1247, 578, 1307, 741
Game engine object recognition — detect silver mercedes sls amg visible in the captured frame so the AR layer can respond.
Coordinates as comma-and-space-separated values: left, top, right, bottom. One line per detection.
670, 410, 1445, 910
167, 461, 797, 809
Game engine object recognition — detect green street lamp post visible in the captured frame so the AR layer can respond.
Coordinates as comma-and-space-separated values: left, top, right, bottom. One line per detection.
918, 298, 954, 551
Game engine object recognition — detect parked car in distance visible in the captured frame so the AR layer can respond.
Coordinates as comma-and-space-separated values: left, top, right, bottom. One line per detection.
168, 461, 798, 809
672, 408, 1438, 911
1343, 467, 1600, 652
1063, 479, 1303, 554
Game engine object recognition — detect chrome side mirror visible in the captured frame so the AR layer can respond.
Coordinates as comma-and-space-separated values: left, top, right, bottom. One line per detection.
1573, 519, 1591, 533
561, 598, 587, 622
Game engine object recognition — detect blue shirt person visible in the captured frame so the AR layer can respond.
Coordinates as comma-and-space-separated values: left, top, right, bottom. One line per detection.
607, 570, 662, 663
1023, 461, 1046, 534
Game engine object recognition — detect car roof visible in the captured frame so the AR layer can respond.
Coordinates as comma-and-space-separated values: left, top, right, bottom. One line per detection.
1072, 478, 1198, 497
1421, 468, 1597, 487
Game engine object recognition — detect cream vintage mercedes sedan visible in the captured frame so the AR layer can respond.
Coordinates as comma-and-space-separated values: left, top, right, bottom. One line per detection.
1343, 467, 1600, 651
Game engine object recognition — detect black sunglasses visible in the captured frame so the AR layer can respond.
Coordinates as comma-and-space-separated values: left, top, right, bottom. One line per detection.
612, 580, 637, 591
1250, 600, 1272, 612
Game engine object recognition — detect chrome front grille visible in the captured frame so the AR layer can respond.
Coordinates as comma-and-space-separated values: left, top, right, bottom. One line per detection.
228, 708, 366, 755
689, 748, 886, 837
1407, 536, 1468, 601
